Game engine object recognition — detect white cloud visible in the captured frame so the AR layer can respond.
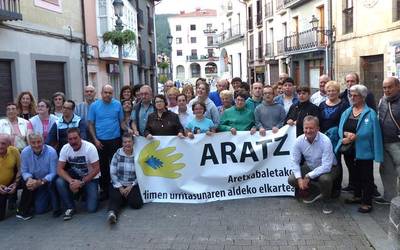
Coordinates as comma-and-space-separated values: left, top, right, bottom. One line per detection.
155, 0, 221, 14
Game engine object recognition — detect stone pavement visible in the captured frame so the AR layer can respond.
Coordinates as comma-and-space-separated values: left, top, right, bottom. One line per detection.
0, 166, 396, 250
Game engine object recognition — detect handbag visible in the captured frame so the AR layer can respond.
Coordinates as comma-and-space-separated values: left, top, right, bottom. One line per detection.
340, 141, 354, 156
388, 102, 400, 139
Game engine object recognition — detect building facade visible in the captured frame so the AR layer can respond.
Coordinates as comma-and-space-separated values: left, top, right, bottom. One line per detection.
215, 0, 248, 82
245, 0, 332, 88
168, 9, 220, 84
333, 0, 400, 102
0, 0, 84, 115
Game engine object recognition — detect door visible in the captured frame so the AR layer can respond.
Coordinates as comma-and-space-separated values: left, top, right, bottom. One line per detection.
270, 63, 279, 84
0, 61, 13, 117
361, 55, 384, 104
36, 61, 65, 100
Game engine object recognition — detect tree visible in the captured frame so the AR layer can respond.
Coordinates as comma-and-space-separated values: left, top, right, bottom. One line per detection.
103, 30, 136, 47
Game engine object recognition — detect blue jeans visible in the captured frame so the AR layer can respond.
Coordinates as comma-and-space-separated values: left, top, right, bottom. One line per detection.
18, 180, 60, 215
56, 177, 99, 213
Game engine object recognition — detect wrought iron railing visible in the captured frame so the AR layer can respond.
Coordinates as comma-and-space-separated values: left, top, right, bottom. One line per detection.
265, 43, 274, 57
284, 28, 326, 53
0, 0, 22, 21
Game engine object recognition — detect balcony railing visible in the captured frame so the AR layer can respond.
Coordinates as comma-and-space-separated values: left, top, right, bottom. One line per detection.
248, 49, 254, 63
276, 0, 285, 11
256, 47, 263, 60
0, 0, 22, 21
283, 0, 309, 9
265, 43, 274, 57
214, 24, 244, 46
148, 17, 154, 34
137, 9, 144, 30
265, 1, 273, 19
203, 27, 217, 34
277, 39, 284, 55
186, 55, 219, 62
284, 28, 326, 53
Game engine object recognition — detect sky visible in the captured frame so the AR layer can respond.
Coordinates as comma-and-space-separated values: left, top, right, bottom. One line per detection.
155, 0, 221, 14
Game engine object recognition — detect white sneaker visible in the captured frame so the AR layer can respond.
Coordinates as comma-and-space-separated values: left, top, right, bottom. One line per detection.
63, 209, 74, 221
107, 211, 117, 224
322, 204, 333, 214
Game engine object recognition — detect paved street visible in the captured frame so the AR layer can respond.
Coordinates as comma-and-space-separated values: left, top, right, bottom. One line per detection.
0, 167, 396, 250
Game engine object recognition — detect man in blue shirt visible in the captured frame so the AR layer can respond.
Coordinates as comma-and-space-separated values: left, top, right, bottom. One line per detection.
130, 85, 154, 136
209, 79, 228, 107
288, 116, 338, 215
17, 133, 59, 220
88, 85, 123, 200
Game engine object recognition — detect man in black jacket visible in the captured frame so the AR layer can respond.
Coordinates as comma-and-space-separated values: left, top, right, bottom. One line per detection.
339, 72, 376, 110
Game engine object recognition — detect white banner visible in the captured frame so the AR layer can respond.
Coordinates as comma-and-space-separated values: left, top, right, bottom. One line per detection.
134, 125, 296, 203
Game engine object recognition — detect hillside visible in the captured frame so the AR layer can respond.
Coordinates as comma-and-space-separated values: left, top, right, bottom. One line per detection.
155, 14, 174, 55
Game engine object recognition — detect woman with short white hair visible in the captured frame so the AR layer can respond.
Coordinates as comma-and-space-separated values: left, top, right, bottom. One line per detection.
336, 84, 383, 213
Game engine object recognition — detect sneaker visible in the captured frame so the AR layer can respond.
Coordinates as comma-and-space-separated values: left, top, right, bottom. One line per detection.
322, 204, 333, 214
16, 213, 33, 221
107, 211, 117, 224
63, 209, 74, 221
342, 186, 354, 192
303, 193, 322, 204
373, 189, 381, 198
374, 197, 391, 205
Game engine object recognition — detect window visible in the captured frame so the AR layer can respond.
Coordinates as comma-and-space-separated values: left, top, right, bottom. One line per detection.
191, 49, 197, 56
176, 25, 181, 31
177, 50, 182, 56
343, 0, 353, 34
207, 36, 213, 46
190, 37, 197, 43
176, 37, 182, 44
394, 0, 400, 21
207, 23, 212, 29
34, 0, 62, 13
190, 24, 196, 30
208, 49, 214, 58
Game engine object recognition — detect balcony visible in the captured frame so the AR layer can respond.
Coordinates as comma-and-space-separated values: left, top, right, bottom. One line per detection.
283, 0, 310, 9
139, 49, 146, 66
265, 1, 273, 19
0, 0, 22, 21
148, 17, 154, 34
256, 47, 263, 61
277, 39, 284, 55
248, 49, 254, 63
265, 43, 274, 57
213, 24, 244, 47
137, 9, 144, 30
284, 28, 326, 54
203, 27, 217, 34
186, 55, 219, 62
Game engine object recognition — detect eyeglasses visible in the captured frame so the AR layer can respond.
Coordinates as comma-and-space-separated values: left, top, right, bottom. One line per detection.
62, 106, 73, 110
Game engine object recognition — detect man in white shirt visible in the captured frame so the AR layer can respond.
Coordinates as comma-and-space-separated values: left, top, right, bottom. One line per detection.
56, 127, 100, 221
288, 115, 338, 214
310, 74, 329, 106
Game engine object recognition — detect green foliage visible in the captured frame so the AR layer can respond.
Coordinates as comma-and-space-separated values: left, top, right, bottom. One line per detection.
155, 14, 174, 54
158, 61, 169, 69
159, 75, 168, 84
103, 30, 136, 46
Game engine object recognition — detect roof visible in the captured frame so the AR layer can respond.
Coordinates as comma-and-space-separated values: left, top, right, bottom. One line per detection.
175, 8, 217, 17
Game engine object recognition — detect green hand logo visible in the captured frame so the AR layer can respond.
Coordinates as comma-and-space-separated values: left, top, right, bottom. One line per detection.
138, 140, 185, 179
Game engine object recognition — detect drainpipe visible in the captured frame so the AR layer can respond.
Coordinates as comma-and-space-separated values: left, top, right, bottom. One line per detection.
81, 0, 89, 87
238, 0, 248, 82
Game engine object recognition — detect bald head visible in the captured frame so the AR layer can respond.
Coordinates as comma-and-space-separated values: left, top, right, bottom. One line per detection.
383, 76, 400, 98
319, 75, 330, 94
0, 133, 11, 155
279, 73, 289, 81
216, 79, 229, 92
140, 85, 153, 104
84, 85, 96, 102
101, 84, 113, 103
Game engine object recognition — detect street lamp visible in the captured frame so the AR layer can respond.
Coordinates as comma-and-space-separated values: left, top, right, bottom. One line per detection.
309, 15, 335, 77
113, 0, 124, 90
167, 34, 173, 80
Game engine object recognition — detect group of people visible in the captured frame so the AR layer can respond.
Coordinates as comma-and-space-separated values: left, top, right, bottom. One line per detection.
0, 72, 399, 224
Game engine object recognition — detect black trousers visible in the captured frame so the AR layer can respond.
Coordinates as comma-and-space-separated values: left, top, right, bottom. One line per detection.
353, 159, 374, 205
98, 138, 121, 195
0, 193, 10, 221
108, 185, 143, 214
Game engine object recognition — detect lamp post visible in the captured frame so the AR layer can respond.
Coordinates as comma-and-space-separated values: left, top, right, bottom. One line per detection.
167, 34, 173, 80
310, 14, 335, 78
113, 0, 124, 89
